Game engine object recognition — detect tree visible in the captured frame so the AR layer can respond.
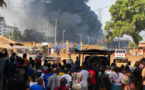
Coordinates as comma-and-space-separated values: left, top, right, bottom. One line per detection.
104, 0, 145, 46
0, 0, 6, 7
129, 42, 137, 48
23, 29, 35, 42
5, 29, 22, 41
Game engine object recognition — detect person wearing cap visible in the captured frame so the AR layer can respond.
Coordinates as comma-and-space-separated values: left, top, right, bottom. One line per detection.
121, 75, 135, 90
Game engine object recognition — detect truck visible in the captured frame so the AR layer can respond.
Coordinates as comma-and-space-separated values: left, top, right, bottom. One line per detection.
113, 49, 128, 62
75, 49, 114, 67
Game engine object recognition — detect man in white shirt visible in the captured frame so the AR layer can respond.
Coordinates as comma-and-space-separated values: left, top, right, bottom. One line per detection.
61, 68, 72, 89
80, 64, 89, 90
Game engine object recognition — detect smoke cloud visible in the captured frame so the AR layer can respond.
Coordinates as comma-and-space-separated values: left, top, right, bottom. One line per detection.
1, 0, 104, 43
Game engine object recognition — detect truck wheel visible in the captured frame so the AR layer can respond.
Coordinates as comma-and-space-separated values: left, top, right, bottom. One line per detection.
87, 56, 102, 67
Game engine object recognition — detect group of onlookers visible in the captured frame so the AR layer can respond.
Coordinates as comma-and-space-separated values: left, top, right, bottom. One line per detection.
1, 48, 145, 90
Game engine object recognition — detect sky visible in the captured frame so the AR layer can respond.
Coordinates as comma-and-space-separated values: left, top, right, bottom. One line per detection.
0, 0, 144, 41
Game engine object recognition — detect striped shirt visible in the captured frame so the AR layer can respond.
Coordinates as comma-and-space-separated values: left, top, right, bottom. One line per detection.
47, 74, 61, 90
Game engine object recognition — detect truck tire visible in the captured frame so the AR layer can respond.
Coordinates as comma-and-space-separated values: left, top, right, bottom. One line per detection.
87, 56, 102, 67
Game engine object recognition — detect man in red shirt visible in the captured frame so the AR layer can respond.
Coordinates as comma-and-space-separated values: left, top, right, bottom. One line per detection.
55, 78, 68, 90
88, 66, 96, 90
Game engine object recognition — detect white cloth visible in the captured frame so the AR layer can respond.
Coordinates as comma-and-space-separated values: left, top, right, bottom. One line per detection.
40, 73, 45, 79
109, 72, 124, 86
72, 72, 82, 89
29, 82, 37, 87
80, 70, 89, 87
61, 74, 72, 87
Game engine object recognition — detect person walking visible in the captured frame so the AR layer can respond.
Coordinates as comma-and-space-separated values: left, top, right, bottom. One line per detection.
80, 64, 89, 90
55, 78, 69, 90
29, 78, 43, 90
88, 66, 96, 90
47, 68, 61, 90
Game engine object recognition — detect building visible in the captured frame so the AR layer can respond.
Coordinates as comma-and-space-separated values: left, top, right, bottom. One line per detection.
0, 15, 14, 37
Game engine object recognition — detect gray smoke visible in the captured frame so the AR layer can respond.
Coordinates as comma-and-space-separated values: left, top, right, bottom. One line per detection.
3, 0, 104, 43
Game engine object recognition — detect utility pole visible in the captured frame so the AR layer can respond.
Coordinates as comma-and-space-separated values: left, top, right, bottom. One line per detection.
118, 37, 120, 49
85, 36, 90, 45
54, 19, 58, 45
63, 30, 65, 44
76, 33, 82, 42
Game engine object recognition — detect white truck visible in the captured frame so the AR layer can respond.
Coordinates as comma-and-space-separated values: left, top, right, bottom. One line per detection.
113, 49, 128, 62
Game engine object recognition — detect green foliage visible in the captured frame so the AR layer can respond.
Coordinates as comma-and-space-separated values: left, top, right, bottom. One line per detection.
129, 42, 137, 48
104, 0, 145, 46
5, 29, 22, 41
0, 0, 6, 7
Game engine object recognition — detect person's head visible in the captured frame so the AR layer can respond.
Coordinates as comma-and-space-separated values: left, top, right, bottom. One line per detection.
53, 68, 58, 73
10, 56, 15, 62
29, 57, 33, 61
59, 63, 62, 68
64, 68, 68, 74
76, 56, 79, 60
101, 68, 105, 74
37, 69, 42, 77
127, 61, 131, 65
75, 66, 79, 72
60, 78, 67, 86
21, 59, 25, 65
113, 59, 116, 63
23, 53, 27, 58
17, 57, 22, 63
82, 64, 86, 70
63, 59, 66, 65
15, 68, 20, 76
47, 63, 51, 68
37, 78, 43, 86
111, 67, 114, 71
107, 66, 111, 70
31, 72, 37, 80
125, 65, 130, 71
135, 61, 140, 68
48, 68, 52, 73
143, 61, 145, 67
114, 67, 119, 73
121, 65, 125, 70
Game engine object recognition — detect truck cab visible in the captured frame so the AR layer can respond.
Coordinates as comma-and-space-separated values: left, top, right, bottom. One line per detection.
113, 49, 128, 62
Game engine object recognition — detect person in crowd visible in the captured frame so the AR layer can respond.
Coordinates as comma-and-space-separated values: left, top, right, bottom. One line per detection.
121, 65, 125, 73
105, 66, 111, 76
29, 78, 43, 90
88, 66, 96, 90
97, 68, 110, 90
139, 59, 144, 69
72, 66, 82, 90
59, 66, 65, 76
55, 78, 69, 90
124, 65, 131, 76
47, 68, 61, 90
61, 68, 72, 89
16, 57, 22, 68
80, 64, 89, 90
19, 59, 28, 82
133, 61, 142, 90
75, 56, 80, 67
36, 69, 45, 79
43, 68, 53, 90
109, 67, 124, 90
44, 63, 52, 74
7, 68, 25, 90
29, 72, 37, 87
0, 48, 9, 90
111, 60, 116, 67
5, 56, 16, 79
121, 75, 135, 90
28, 65, 35, 81
23, 53, 30, 67
142, 61, 145, 90
29, 57, 35, 67
62, 59, 67, 68
127, 61, 134, 71
56, 47, 60, 56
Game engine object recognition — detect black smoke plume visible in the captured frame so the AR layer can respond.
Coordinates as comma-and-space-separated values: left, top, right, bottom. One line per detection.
22, 0, 104, 44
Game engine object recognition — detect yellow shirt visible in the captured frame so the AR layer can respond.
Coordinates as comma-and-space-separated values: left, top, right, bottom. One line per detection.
59, 72, 64, 76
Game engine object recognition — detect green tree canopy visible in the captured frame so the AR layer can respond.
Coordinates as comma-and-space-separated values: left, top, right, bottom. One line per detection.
105, 0, 145, 46
0, 0, 6, 7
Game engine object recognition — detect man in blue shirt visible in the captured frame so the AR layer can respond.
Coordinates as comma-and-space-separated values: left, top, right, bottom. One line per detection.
43, 68, 52, 90
29, 78, 43, 90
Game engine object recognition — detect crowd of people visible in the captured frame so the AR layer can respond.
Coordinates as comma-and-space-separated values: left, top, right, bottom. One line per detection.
1, 48, 145, 90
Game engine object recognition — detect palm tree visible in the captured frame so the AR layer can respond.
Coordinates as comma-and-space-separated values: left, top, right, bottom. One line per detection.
0, 0, 6, 7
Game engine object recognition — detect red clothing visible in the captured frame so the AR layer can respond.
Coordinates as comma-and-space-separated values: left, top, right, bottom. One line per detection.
88, 70, 96, 84
55, 85, 68, 90
124, 83, 135, 90
44, 69, 48, 74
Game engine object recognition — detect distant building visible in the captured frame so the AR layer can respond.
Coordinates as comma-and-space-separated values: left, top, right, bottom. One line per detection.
107, 39, 130, 49
0, 15, 15, 37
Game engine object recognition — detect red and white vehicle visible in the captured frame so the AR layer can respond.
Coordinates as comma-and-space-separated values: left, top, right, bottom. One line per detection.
113, 49, 128, 62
